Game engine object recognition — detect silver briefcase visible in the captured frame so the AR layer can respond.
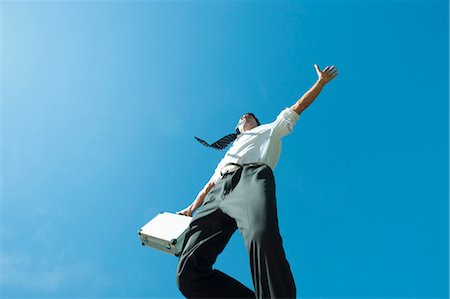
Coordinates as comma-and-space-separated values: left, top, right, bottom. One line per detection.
138, 212, 192, 256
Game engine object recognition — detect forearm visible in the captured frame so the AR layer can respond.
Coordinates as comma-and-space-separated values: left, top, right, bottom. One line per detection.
291, 79, 327, 114
188, 181, 215, 213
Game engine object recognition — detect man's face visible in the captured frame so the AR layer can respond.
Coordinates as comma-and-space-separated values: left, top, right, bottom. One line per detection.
237, 113, 258, 133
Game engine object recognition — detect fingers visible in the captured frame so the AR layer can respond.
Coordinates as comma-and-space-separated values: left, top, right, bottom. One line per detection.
324, 65, 335, 72
177, 211, 192, 217
319, 65, 337, 73
328, 65, 338, 77
330, 69, 338, 78
315, 63, 339, 82
323, 65, 339, 77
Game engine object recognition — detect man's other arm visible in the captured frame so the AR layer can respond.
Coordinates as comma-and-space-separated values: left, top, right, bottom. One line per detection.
176, 177, 215, 217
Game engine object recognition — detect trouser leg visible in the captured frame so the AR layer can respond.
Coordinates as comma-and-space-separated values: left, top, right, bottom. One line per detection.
220, 164, 297, 299
176, 189, 256, 299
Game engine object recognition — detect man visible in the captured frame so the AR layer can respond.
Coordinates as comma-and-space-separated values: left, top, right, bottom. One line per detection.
176, 64, 338, 298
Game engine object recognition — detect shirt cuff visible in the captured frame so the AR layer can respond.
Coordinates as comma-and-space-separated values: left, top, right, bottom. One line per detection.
282, 107, 300, 125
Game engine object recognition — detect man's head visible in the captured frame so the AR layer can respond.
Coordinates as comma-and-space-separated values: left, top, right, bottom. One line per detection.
195, 112, 261, 150
236, 112, 261, 133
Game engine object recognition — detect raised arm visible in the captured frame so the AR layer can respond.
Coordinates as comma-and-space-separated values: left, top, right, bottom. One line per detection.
291, 64, 338, 115
176, 177, 216, 217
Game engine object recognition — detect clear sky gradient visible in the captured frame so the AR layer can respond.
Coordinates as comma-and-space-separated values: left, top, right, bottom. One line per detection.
1, 1, 448, 298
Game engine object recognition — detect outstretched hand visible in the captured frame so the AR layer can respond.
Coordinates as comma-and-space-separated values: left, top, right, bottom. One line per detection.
314, 64, 338, 84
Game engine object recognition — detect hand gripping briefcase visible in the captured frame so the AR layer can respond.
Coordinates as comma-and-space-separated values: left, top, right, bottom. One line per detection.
138, 212, 192, 257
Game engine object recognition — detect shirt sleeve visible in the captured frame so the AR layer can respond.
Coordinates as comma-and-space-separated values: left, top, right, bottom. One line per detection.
210, 168, 222, 184
271, 107, 301, 137
209, 156, 229, 184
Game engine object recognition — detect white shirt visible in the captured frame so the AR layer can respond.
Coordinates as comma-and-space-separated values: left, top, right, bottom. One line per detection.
210, 107, 300, 183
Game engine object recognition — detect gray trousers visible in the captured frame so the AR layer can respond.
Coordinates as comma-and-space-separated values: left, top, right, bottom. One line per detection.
176, 163, 296, 299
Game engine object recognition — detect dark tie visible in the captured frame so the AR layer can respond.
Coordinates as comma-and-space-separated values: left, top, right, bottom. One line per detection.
195, 129, 239, 150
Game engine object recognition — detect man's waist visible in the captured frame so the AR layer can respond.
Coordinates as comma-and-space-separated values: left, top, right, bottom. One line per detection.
220, 162, 268, 177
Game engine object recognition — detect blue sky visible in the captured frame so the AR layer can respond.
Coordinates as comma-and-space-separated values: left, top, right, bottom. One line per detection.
1, 1, 448, 298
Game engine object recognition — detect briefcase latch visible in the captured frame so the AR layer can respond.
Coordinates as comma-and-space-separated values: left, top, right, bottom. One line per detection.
166, 238, 177, 249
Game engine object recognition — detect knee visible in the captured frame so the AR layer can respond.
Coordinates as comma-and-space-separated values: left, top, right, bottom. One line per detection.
178, 269, 209, 298
176, 261, 201, 297
247, 226, 280, 245
176, 270, 187, 295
